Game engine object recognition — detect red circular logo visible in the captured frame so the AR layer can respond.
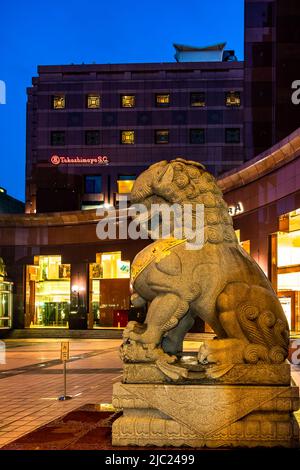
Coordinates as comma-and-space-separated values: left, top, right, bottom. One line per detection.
51, 155, 60, 165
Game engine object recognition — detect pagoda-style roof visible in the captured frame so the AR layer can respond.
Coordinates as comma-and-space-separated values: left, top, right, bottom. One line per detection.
173, 42, 226, 53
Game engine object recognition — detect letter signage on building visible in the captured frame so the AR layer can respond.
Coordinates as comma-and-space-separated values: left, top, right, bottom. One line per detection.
50, 155, 109, 166
228, 202, 244, 217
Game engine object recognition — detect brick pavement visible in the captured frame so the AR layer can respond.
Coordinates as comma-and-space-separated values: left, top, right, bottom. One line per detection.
0, 338, 299, 448
0, 339, 122, 447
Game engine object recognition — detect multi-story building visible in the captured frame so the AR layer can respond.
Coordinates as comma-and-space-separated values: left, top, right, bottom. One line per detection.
2, 1, 300, 335
244, 0, 300, 160
25, 44, 244, 213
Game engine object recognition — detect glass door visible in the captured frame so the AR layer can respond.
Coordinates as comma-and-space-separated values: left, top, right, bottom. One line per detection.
26, 256, 71, 327
90, 252, 130, 328
0, 281, 12, 328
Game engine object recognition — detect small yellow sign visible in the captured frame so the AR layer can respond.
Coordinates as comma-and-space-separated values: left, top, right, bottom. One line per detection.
61, 342, 70, 361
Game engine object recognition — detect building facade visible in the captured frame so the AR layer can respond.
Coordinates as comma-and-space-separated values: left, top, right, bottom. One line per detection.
2, 128, 300, 333
244, 0, 300, 160
25, 52, 244, 214
2, 0, 300, 334
222, 128, 300, 335
0, 187, 24, 214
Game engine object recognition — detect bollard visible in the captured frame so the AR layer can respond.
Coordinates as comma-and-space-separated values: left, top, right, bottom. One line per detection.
58, 341, 72, 401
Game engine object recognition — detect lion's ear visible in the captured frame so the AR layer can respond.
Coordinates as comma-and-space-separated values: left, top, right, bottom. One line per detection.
157, 164, 174, 186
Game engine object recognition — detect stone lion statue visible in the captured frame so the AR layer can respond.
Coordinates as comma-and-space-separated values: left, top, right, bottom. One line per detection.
122, 158, 289, 379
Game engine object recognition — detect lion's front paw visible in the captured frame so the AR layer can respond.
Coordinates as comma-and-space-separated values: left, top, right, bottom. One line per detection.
127, 324, 162, 346
123, 321, 146, 340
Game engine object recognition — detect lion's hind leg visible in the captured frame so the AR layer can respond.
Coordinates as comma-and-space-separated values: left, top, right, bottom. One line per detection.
198, 282, 289, 373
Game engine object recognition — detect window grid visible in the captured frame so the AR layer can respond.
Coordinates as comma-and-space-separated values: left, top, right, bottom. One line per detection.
190, 92, 206, 107
121, 95, 135, 108
155, 130, 169, 144
225, 91, 241, 107
87, 94, 100, 109
121, 130, 135, 144
190, 128, 205, 144
52, 95, 65, 109
85, 130, 100, 145
156, 94, 170, 107
51, 131, 65, 146
225, 128, 241, 144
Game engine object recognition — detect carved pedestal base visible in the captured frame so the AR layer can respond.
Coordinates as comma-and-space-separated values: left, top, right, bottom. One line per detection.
112, 381, 299, 448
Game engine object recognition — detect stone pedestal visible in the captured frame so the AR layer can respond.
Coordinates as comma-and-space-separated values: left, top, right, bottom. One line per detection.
112, 380, 299, 448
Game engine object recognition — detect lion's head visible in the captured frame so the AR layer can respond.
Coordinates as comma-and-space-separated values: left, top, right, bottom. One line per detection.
130, 158, 237, 245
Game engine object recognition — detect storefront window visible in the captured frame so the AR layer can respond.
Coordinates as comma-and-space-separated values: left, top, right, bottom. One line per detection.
26, 255, 71, 327
0, 282, 12, 328
235, 230, 250, 254
272, 210, 300, 333
277, 230, 300, 267
90, 252, 130, 328
0, 258, 13, 329
117, 175, 135, 194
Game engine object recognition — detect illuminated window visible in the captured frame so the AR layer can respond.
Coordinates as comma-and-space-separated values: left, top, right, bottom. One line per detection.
85, 175, 102, 194
225, 128, 240, 144
156, 94, 170, 107
277, 231, 300, 268
85, 130, 100, 145
117, 175, 135, 194
121, 95, 135, 108
94, 252, 130, 279
26, 255, 71, 327
272, 220, 300, 332
190, 128, 205, 144
235, 231, 250, 254
121, 130, 135, 144
155, 130, 169, 144
51, 131, 65, 146
240, 240, 250, 254
0, 281, 13, 328
279, 209, 300, 232
190, 92, 205, 107
90, 252, 130, 328
225, 91, 241, 107
87, 94, 100, 109
52, 95, 65, 109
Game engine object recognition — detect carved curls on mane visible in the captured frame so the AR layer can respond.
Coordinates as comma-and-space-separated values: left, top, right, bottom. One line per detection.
165, 158, 237, 245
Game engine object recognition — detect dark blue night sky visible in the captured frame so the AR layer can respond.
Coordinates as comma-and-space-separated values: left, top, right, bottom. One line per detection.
0, 0, 244, 201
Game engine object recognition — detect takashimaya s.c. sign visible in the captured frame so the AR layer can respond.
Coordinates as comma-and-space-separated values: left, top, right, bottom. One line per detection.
50, 155, 109, 166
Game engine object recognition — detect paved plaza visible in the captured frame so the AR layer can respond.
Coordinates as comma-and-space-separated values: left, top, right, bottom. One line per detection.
0, 339, 124, 448
0, 337, 299, 449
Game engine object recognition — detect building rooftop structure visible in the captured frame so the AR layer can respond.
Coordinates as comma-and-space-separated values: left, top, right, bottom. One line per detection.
174, 42, 237, 63
0, 187, 24, 214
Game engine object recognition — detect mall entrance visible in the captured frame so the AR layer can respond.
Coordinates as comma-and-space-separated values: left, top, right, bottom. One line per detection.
90, 252, 130, 328
270, 209, 300, 334
26, 255, 71, 327
25, 252, 131, 329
